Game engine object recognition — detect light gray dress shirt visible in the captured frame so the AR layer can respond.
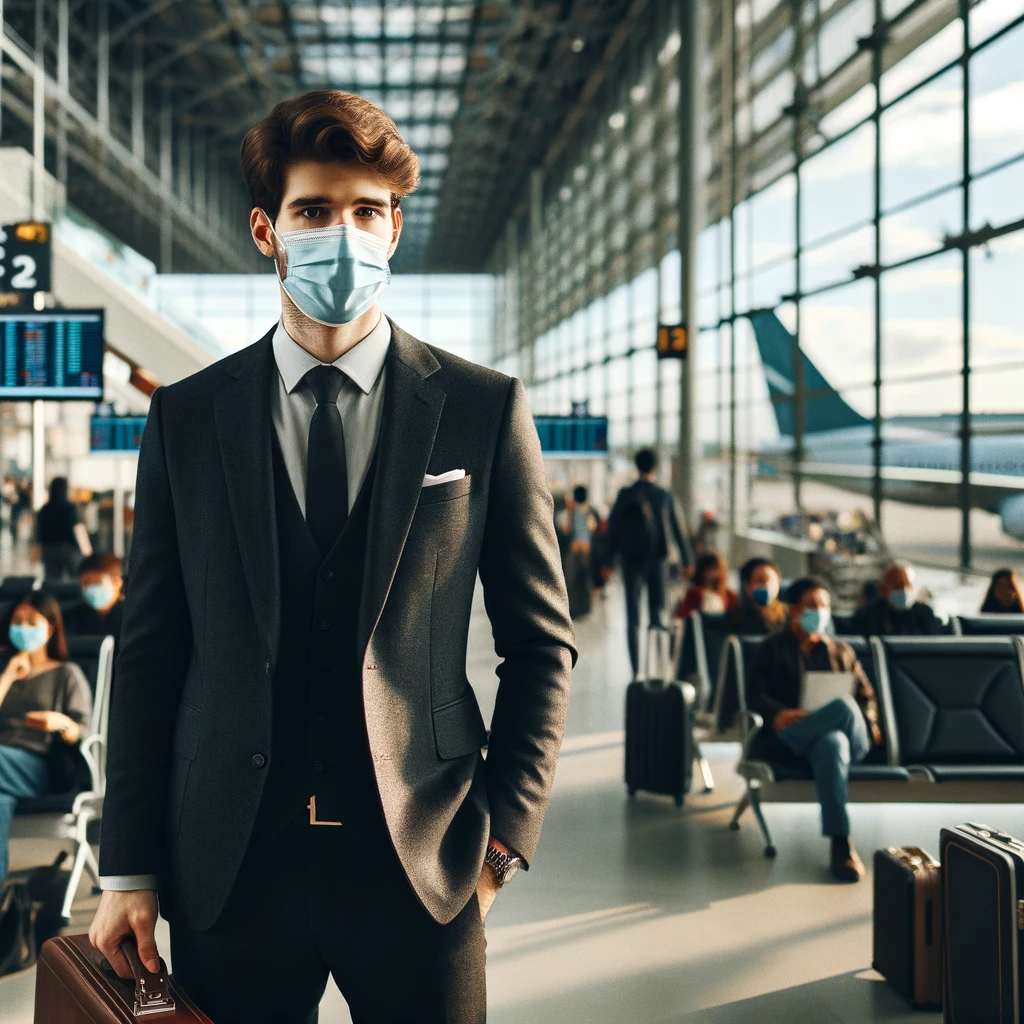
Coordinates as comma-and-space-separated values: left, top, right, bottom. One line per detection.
100, 314, 391, 893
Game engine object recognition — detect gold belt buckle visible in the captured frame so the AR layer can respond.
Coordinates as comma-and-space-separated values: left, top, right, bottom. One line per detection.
307, 795, 343, 827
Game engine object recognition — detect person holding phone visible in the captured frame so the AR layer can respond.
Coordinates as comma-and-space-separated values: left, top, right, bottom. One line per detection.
0, 590, 92, 883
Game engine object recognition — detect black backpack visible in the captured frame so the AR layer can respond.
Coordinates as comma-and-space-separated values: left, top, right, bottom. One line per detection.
617, 485, 659, 562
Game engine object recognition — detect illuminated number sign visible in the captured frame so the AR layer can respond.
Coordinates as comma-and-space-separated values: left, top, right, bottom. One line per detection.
0, 222, 52, 308
657, 323, 688, 359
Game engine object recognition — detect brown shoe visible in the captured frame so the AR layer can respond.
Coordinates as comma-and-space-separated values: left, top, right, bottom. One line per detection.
830, 835, 865, 882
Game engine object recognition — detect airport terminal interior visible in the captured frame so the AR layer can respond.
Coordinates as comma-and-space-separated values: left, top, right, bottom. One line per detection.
1, 0, 1024, 1020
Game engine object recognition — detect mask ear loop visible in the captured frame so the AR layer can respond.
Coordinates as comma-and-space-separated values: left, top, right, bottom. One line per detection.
260, 208, 288, 280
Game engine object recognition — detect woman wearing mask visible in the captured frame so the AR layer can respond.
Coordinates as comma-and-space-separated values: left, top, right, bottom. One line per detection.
981, 568, 1024, 614
733, 558, 787, 634
675, 552, 737, 619
0, 590, 92, 882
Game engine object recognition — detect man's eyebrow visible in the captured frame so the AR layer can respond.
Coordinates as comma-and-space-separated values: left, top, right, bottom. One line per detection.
287, 195, 333, 208
353, 197, 389, 209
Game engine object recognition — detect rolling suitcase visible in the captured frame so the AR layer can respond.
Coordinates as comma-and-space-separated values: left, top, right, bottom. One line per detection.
941, 822, 1024, 1023
625, 626, 695, 806
872, 846, 941, 1009
34, 932, 212, 1022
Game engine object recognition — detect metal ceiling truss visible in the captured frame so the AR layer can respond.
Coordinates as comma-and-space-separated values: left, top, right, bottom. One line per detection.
1, 0, 651, 274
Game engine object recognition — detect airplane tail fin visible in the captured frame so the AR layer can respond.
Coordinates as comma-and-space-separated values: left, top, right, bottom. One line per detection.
747, 310, 869, 437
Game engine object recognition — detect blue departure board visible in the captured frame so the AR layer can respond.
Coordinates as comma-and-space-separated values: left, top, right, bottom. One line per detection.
90, 415, 147, 453
0, 310, 104, 399
534, 416, 609, 457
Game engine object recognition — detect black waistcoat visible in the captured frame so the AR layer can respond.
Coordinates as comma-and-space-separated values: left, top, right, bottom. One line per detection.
253, 432, 382, 842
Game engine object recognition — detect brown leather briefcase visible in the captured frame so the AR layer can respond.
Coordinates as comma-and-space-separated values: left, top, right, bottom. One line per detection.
34, 932, 212, 1022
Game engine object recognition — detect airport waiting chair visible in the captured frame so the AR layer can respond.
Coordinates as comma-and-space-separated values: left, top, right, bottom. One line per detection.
43, 580, 83, 602
831, 613, 857, 636
0, 575, 36, 601
874, 635, 1024, 785
730, 635, 1024, 857
952, 613, 1024, 637
10, 634, 115, 918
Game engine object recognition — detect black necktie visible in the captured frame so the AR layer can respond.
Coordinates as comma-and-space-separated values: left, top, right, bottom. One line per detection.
304, 365, 348, 557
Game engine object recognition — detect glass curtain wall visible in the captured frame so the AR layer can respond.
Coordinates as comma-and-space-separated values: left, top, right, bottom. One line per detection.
494, 0, 1024, 569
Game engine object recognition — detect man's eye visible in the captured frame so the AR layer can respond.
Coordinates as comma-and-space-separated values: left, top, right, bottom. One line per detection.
356, 207, 380, 219
301, 207, 327, 220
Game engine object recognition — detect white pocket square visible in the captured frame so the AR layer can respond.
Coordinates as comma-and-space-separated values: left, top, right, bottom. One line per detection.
422, 469, 466, 487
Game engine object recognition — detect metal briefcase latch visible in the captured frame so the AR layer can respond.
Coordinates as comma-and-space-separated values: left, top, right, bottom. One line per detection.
308, 794, 343, 826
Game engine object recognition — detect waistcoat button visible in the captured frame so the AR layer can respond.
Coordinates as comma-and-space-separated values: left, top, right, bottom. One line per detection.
319, 618, 331, 631
313, 759, 325, 773
251, 753, 266, 769
321, 568, 335, 581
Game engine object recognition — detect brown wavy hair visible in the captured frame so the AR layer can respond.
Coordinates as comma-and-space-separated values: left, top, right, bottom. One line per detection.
240, 90, 420, 219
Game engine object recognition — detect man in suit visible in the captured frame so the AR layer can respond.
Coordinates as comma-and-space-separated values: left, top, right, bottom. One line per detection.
608, 448, 693, 678
88, 90, 576, 1024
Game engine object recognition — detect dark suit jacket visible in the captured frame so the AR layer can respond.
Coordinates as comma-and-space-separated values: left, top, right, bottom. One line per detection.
851, 597, 947, 638
99, 320, 576, 930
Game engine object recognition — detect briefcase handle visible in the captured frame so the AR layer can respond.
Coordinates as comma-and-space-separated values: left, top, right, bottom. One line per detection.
108, 936, 177, 1017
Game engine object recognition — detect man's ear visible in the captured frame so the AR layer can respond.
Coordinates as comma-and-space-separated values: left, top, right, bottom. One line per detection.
250, 208, 275, 259
388, 206, 403, 260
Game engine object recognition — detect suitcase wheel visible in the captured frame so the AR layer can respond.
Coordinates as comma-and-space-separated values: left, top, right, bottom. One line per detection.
764, 845, 777, 859
729, 821, 740, 831
674, 794, 684, 807
627, 787, 637, 797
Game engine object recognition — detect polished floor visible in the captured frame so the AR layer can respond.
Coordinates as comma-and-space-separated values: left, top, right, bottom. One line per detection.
5, 577, 1023, 1022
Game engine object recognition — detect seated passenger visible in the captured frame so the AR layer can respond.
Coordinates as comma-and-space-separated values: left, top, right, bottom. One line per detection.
733, 557, 787, 635
981, 568, 1024, 614
0, 590, 92, 883
676, 552, 737, 618
65, 552, 126, 656
747, 577, 882, 882
851, 563, 945, 637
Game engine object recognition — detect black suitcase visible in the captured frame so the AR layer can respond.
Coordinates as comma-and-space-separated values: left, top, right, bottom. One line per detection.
625, 626, 694, 806
941, 822, 1024, 1023
872, 846, 942, 1009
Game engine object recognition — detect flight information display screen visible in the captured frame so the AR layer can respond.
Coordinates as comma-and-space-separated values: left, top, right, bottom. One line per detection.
90, 415, 147, 453
534, 416, 609, 457
0, 310, 104, 399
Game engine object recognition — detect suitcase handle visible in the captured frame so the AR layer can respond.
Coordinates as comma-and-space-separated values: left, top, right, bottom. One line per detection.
116, 936, 176, 1017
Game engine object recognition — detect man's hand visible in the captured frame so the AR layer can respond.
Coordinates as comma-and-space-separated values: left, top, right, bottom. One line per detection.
89, 890, 161, 979
476, 864, 501, 920
773, 708, 807, 732
870, 720, 883, 746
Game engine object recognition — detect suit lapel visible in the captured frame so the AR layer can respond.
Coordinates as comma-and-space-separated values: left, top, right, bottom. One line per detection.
358, 320, 444, 658
214, 329, 282, 670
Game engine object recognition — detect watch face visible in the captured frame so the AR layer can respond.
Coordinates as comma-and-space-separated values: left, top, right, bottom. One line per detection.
501, 858, 521, 884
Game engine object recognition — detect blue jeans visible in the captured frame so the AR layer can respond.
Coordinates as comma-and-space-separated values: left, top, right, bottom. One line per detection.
777, 695, 870, 837
0, 743, 50, 883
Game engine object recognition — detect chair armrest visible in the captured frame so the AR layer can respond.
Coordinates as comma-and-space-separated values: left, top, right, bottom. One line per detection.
738, 710, 764, 759
79, 733, 104, 795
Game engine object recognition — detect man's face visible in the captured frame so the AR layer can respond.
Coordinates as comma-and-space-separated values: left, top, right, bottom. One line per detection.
81, 571, 123, 606
790, 587, 830, 632
880, 565, 913, 598
250, 159, 402, 264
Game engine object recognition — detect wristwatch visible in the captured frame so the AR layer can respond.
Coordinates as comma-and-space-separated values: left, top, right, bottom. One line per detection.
484, 843, 522, 886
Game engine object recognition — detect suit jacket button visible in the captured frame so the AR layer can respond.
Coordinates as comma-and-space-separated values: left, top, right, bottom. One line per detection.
314, 709, 326, 723
313, 759, 325, 773
319, 618, 331, 631
321, 568, 335, 581
251, 753, 266, 769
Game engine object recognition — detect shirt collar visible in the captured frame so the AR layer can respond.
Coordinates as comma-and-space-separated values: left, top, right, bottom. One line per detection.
272, 313, 391, 397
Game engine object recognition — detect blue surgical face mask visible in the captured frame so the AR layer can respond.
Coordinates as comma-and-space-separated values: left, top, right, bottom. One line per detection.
888, 588, 915, 611
83, 579, 116, 610
799, 608, 831, 636
266, 213, 391, 326
752, 582, 778, 608
9, 621, 49, 653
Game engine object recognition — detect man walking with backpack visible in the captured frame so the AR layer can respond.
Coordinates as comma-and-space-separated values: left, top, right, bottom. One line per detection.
609, 448, 694, 679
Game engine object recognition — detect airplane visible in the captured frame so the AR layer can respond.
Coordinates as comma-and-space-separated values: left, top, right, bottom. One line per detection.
747, 310, 1024, 542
